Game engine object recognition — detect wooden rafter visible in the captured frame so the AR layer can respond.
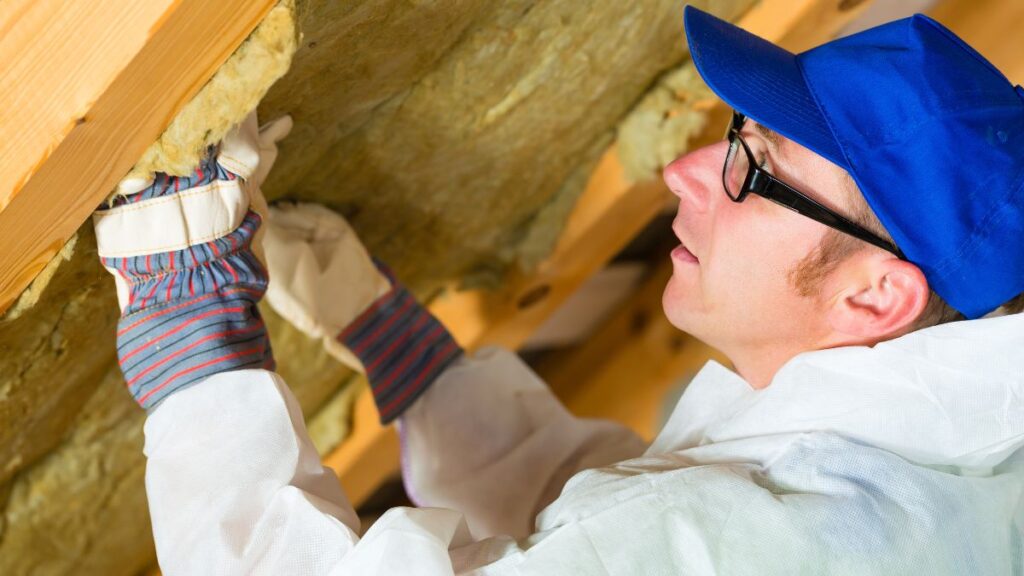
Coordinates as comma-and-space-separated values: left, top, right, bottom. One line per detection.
0, 0, 278, 314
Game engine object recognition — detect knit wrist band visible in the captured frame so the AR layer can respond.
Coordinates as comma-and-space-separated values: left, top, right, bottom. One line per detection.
106, 206, 274, 409
116, 287, 273, 409
338, 272, 462, 424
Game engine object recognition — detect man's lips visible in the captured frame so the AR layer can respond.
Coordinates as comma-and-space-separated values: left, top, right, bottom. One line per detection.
672, 244, 699, 264
672, 220, 699, 263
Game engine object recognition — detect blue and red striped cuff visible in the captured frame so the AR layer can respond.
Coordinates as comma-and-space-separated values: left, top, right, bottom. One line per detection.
103, 149, 274, 410
116, 286, 273, 409
338, 267, 462, 424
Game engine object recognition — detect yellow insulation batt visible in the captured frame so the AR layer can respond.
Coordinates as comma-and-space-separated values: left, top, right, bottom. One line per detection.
0, 1, 754, 573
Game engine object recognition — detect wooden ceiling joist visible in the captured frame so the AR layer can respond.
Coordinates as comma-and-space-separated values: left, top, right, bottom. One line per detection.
0, 0, 277, 314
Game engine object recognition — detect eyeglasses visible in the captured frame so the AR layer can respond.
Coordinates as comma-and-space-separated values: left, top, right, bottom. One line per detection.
723, 111, 905, 259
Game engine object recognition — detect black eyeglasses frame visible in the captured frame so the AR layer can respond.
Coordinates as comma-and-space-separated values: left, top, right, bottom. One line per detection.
723, 111, 906, 260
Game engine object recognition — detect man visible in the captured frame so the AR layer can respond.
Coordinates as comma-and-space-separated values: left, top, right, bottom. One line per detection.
92, 6, 1024, 574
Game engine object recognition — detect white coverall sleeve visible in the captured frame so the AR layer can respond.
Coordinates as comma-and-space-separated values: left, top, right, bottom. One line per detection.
398, 346, 648, 539
144, 370, 358, 574
146, 368, 478, 575
145, 349, 646, 574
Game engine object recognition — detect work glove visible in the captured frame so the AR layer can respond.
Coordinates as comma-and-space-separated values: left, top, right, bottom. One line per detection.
263, 203, 463, 424
92, 112, 289, 410
263, 202, 391, 369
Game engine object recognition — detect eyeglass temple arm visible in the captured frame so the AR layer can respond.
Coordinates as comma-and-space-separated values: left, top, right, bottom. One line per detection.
758, 179, 907, 259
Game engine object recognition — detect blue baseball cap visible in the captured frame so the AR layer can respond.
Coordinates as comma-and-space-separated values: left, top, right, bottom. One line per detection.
683, 5, 1024, 319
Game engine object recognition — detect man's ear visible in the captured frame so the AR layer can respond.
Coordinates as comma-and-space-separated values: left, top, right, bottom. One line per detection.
826, 256, 930, 341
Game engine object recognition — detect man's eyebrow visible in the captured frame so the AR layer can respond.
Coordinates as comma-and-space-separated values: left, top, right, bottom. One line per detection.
754, 123, 782, 151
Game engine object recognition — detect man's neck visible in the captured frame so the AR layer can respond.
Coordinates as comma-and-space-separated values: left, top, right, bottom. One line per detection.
728, 345, 807, 390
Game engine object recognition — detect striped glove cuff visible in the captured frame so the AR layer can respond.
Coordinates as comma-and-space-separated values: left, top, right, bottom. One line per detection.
100, 151, 274, 410
338, 264, 462, 424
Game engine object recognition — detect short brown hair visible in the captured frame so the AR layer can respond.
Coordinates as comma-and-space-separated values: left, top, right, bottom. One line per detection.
788, 175, 1024, 332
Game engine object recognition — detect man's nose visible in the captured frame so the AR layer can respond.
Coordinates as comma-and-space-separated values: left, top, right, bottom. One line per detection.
662, 142, 726, 213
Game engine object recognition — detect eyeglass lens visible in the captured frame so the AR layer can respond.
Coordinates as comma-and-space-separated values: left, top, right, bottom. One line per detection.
723, 125, 767, 201
723, 137, 746, 200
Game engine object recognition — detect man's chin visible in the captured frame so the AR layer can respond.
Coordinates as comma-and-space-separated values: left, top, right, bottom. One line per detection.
662, 289, 694, 334
662, 283, 716, 345
663, 309, 724, 361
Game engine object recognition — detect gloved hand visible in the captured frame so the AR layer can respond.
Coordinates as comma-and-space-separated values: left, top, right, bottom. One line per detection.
93, 112, 290, 410
263, 202, 392, 370
262, 203, 463, 424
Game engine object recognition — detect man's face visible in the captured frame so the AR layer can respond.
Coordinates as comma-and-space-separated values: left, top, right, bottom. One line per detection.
661, 119, 857, 384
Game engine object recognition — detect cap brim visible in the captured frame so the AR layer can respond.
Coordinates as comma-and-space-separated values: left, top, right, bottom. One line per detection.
683, 5, 847, 169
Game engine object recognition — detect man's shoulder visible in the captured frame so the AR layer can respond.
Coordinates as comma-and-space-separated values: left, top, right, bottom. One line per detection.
530, 433, 1014, 574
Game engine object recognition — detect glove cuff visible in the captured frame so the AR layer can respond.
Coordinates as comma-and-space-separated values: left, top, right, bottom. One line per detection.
338, 265, 462, 424
102, 210, 267, 314
99, 148, 274, 410
116, 288, 273, 410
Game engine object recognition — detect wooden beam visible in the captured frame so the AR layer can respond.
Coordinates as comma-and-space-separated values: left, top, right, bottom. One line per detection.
324, 384, 401, 508
324, 0, 879, 509
0, 0, 277, 314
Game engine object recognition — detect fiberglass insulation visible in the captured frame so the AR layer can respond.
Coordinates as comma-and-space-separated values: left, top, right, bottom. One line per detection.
0, 1, 751, 573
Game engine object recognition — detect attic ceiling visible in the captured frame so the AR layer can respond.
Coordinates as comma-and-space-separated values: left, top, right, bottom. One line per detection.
0, 1, 752, 573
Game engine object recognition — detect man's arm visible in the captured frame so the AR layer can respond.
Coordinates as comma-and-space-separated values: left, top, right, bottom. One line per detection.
398, 348, 648, 538
260, 194, 648, 539
93, 115, 863, 575
319, 255, 647, 539
143, 370, 363, 573
94, 116, 479, 574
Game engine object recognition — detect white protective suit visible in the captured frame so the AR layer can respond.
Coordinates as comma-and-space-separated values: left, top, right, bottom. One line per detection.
145, 311, 1024, 574
98, 113, 1021, 574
